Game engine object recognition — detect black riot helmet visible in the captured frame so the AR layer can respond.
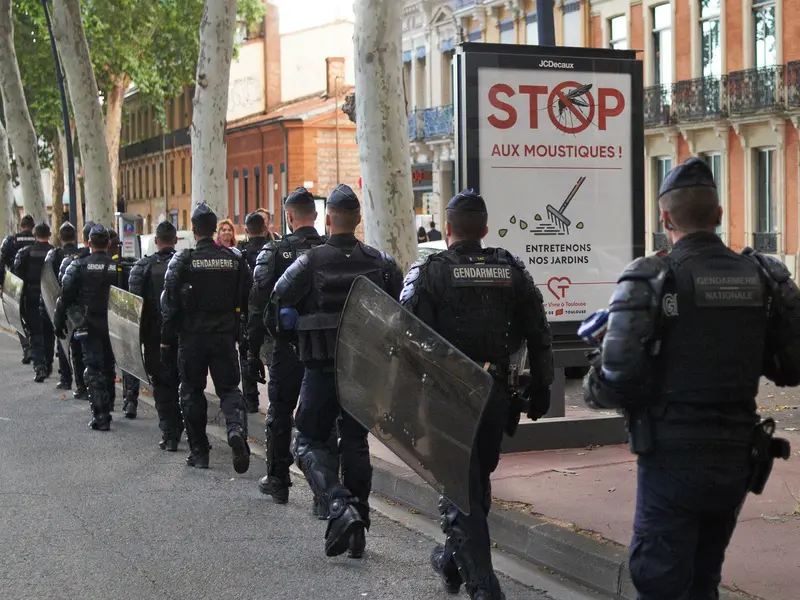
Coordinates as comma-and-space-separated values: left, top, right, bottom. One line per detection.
82, 221, 97, 243
89, 224, 110, 248
191, 202, 218, 237
59, 221, 77, 243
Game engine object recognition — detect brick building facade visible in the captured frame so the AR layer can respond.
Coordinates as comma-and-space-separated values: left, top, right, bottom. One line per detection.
589, 0, 799, 274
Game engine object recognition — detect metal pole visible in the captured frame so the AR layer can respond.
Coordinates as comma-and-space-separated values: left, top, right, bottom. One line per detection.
334, 76, 342, 183
41, 0, 77, 226
536, 0, 556, 46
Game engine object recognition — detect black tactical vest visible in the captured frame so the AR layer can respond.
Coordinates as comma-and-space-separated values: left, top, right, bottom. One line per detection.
78, 253, 120, 318
434, 248, 520, 367
654, 243, 768, 404
24, 243, 53, 290
297, 242, 386, 362
186, 247, 242, 313
142, 250, 174, 327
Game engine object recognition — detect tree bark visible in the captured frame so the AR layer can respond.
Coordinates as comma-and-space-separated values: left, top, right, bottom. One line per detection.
105, 75, 129, 203
0, 0, 47, 223
191, 0, 237, 218
52, 0, 114, 227
353, 0, 417, 272
0, 117, 12, 237
51, 131, 65, 241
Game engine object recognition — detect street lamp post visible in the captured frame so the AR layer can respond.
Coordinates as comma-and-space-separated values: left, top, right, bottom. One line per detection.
536, 0, 556, 46
41, 0, 78, 227
334, 75, 344, 183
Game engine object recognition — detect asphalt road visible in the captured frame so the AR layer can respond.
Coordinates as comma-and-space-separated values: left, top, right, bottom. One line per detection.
0, 331, 607, 600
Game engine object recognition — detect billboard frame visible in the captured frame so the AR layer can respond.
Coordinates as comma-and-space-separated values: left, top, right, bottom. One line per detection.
453, 42, 645, 366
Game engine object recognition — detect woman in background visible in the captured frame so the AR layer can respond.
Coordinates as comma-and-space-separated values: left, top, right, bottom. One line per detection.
216, 219, 237, 248
417, 226, 428, 244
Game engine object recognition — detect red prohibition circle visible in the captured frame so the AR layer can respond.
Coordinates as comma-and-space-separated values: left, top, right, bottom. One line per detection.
547, 81, 595, 134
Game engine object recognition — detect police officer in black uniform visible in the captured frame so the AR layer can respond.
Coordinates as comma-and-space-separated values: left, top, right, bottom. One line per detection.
161, 202, 252, 473
2, 214, 37, 363
109, 228, 141, 418
401, 190, 554, 600
129, 221, 183, 451
55, 224, 121, 430
271, 184, 403, 558
237, 211, 271, 413
13, 222, 55, 382
248, 187, 326, 506
59, 221, 95, 400
45, 222, 80, 390
583, 158, 800, 600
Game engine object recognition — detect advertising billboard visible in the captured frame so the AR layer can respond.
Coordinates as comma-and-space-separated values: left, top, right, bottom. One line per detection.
454, 44, 644, 331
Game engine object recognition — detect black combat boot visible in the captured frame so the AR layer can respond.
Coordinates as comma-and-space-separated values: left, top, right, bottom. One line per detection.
186, 446, 210, 469
229, 430, 251, 474
258, 475, 290, 504
34, 365, 48, 383
312, 495, 328, 520
348, 528, 366, 559
159, 435, 179, 452
21, 349, 31, 365
324, 497, 365, 558
123, 397, 138, 419
430, 544, 462, 594
56, 379, 71, 390
73, 387, 89, 400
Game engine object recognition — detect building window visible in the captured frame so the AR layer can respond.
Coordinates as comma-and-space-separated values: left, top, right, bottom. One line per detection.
160, 163, 165, 196
243, 168, 249, 216
170, 160, 175, 196
255, 166, 261, 208
181, 158, 186, 194
267, 165, 274, 215
702, 153, 722, 233
754, 1, 777, 68
608, 15, 627, 50
526, 13, 538, 45
467, 29, 482, 42
138, 167, 143, 200
654, 156, 672, 231
233, 169, 241, 224
653, 3, 673, 86
499, 20, 515, 44
755, 148, 777, 234
151, 164, 157, 198
182, 210, 188, 230
562, 1, 581, 47
700, 0, 721, 77
145, 166, 150, 199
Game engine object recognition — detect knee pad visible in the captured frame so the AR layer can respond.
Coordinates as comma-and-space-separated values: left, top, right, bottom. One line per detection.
83, 368, 105, 389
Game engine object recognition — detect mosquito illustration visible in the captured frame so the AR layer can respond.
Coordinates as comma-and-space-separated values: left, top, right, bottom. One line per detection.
541, 82, 598, 135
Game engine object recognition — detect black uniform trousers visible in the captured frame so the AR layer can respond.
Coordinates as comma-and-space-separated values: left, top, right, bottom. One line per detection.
178, 332, 248, 452
295, 365, 370, 518
80, 331, 116, 421
629, 446, 751, 600
239, 337, 260, 411
56, 340, 72, 384
438, 386, 508, 598
265, 339, 306, 480
25, 292, 53, 369
143, 336, 182, 440
122, 372, 140, 401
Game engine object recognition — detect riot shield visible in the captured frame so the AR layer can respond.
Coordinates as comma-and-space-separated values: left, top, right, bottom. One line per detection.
107, 286, 149, 384
40, 267, 72, 360
335, 276, 494, 515
1, 272, 25, 334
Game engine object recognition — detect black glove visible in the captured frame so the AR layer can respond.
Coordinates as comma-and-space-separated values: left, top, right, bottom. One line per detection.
586, 348, 602, 370
161, 345, 177, 373
247, 354, 266, 384
54, 314, 68, 340
525, 386, 551, 421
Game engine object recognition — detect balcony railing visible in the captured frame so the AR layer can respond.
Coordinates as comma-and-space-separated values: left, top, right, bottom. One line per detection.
752, 232, 779, 254
454, 0, 477, 10
787, 61, 800, 108
652, 232, 669, 252
672, 76, 725, 121
644, 85, 671, 127
408, 110, 424, 140
422, 105, 454, 138
727, 65, 785, 116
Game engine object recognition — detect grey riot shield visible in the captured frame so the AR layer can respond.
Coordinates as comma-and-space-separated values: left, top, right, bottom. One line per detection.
107, 286, 149, 384
335, 276, 494, 515
2, 272, 25, 334
40, 267, 72, 359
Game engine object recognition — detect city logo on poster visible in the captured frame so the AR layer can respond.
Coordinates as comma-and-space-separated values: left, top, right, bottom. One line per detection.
547, 276, 571, 300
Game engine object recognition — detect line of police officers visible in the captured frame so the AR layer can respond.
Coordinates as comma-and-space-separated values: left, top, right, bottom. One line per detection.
2, 158, 794, 600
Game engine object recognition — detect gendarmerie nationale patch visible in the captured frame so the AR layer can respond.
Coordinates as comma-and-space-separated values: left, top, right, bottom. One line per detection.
190, 258, 236, 271
450, 264, 512, 287
692, 268, 763, 307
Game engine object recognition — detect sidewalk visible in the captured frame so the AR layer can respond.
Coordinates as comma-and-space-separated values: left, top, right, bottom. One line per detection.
201, 374, 797, 600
